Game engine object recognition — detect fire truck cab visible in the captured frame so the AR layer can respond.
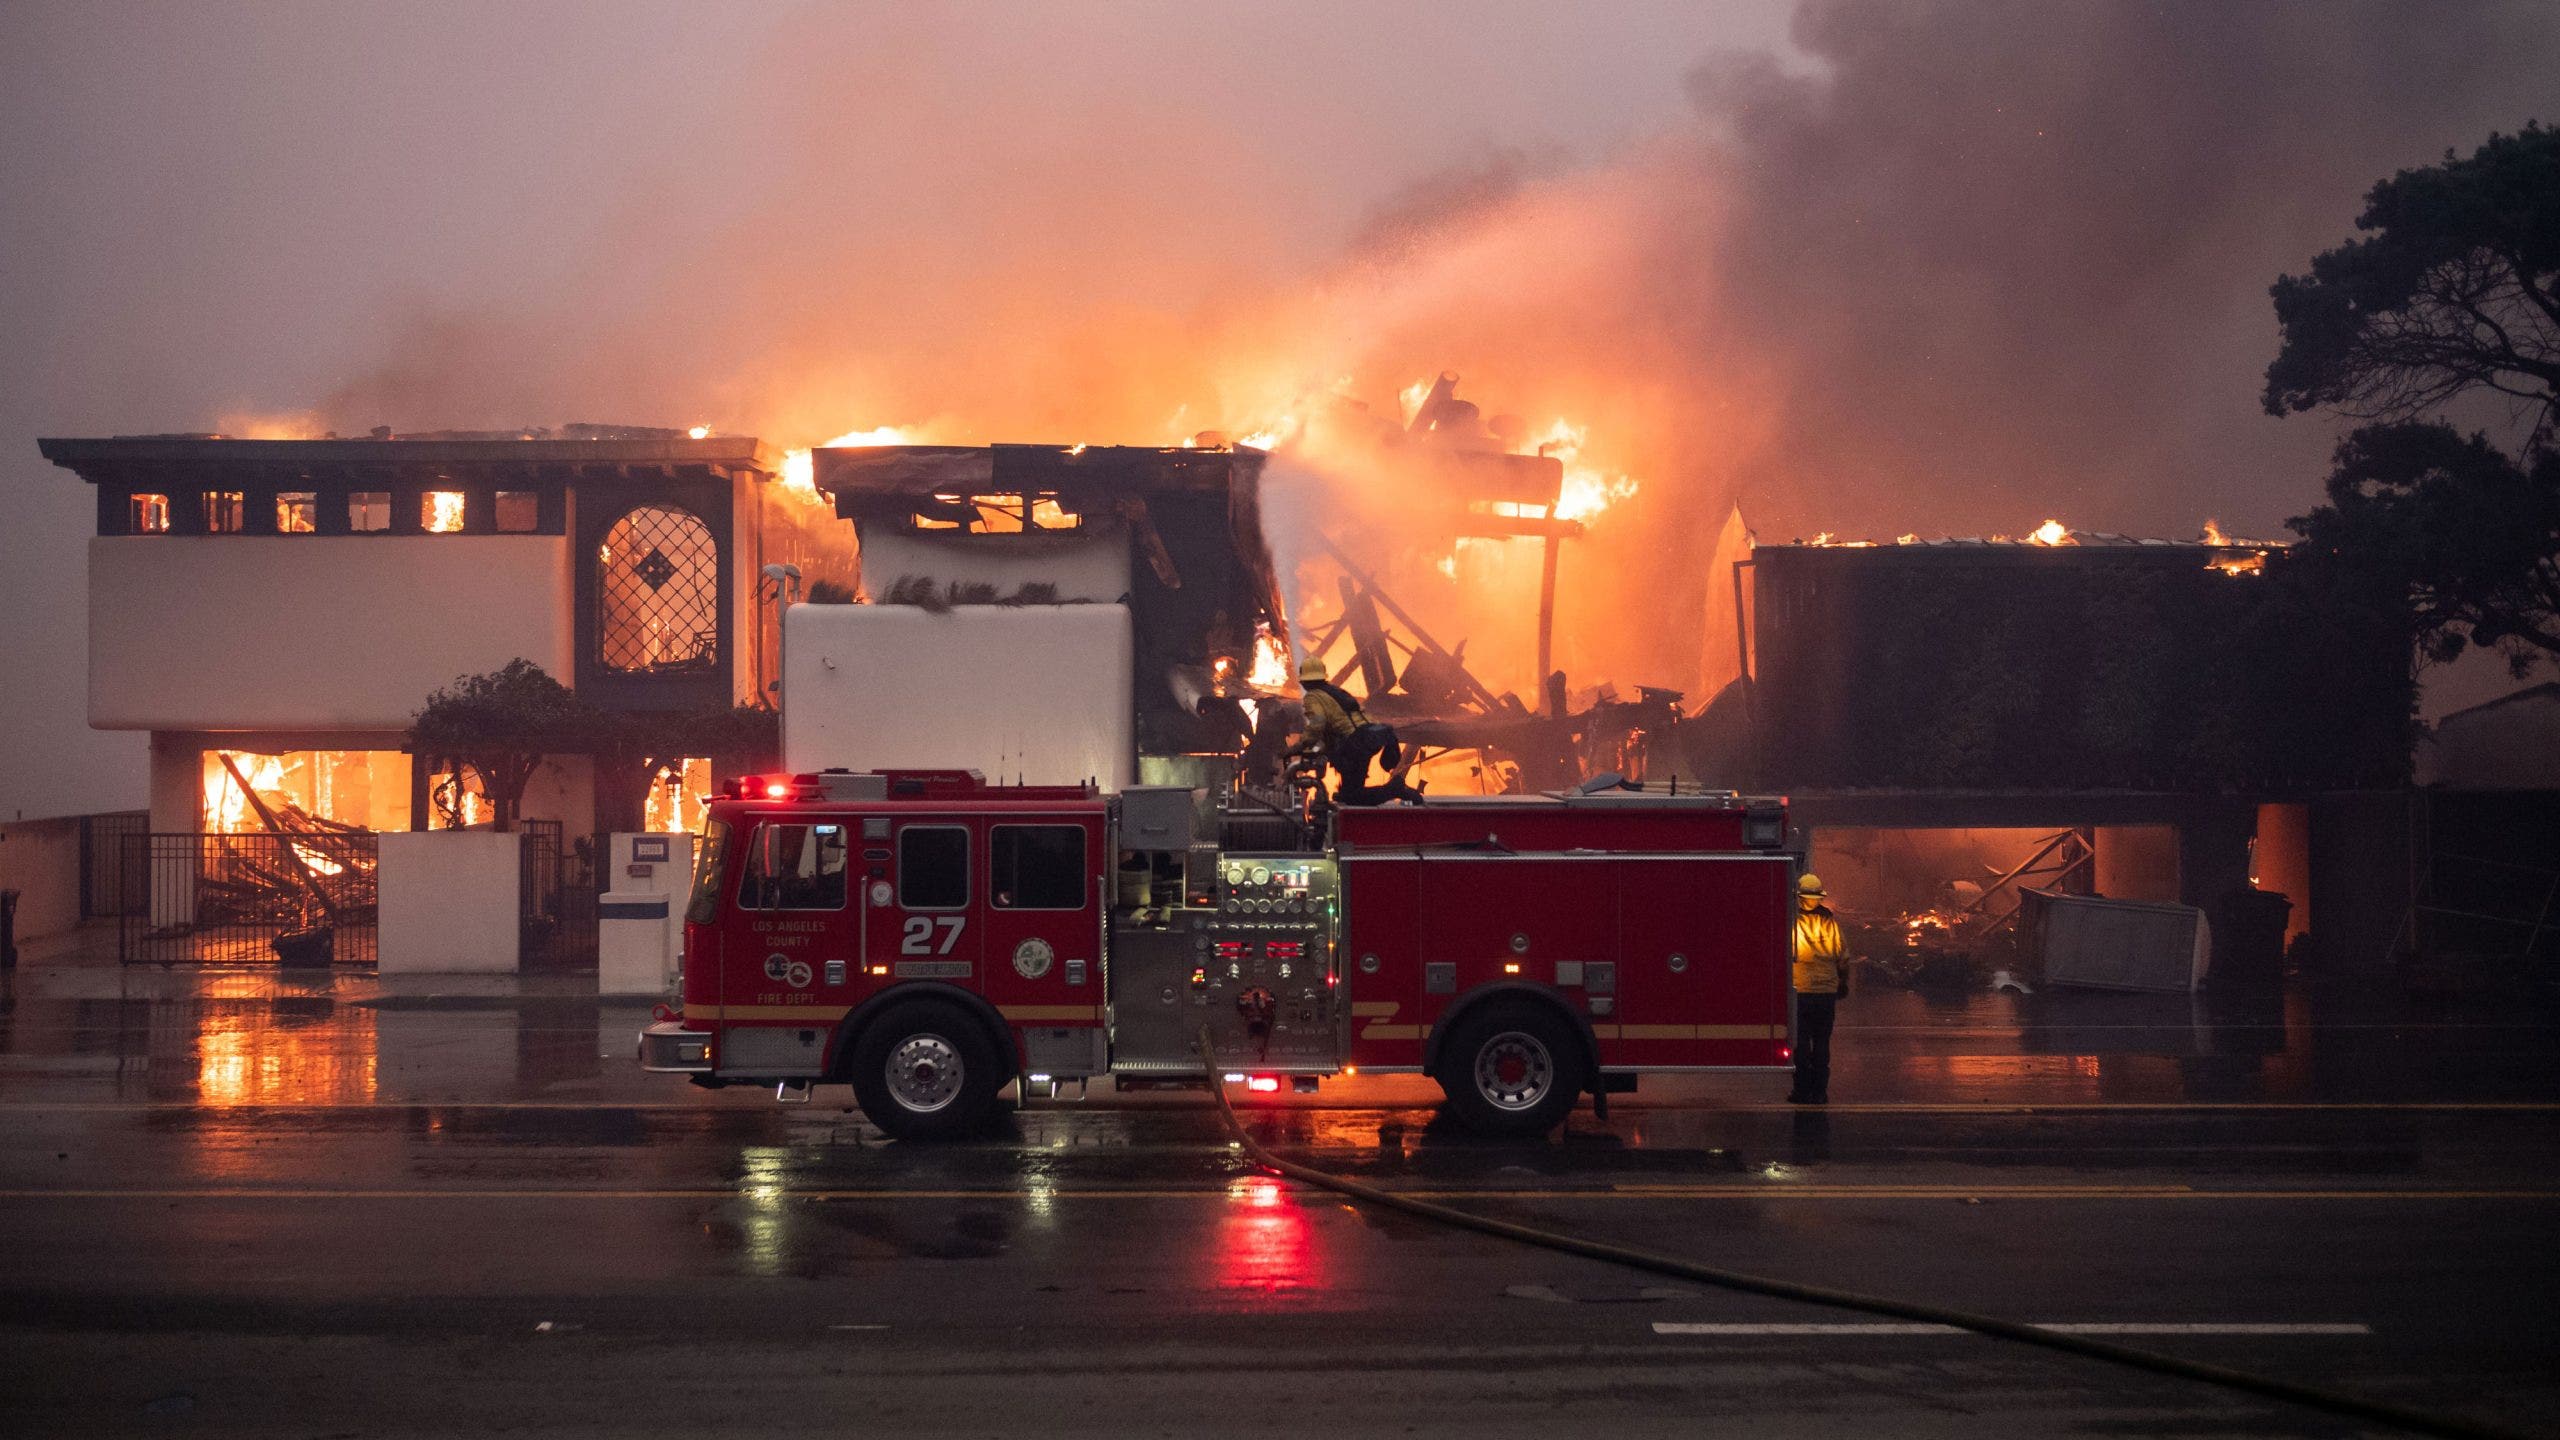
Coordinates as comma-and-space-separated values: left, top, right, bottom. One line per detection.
640, 769, 1797, 1138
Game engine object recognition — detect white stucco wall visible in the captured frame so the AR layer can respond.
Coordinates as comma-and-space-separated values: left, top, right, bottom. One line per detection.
783, 603, 1135, 789
855, 525, 1131, 604
377, 831, 521, 974
90, 536, 573, 731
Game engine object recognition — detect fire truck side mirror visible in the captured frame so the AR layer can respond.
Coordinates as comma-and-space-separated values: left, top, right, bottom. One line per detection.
758, 824, 781, 903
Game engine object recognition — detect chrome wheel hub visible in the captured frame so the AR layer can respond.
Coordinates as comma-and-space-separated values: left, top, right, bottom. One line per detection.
1473, 1030, 1554, 1111
886, 1034, 964, 1113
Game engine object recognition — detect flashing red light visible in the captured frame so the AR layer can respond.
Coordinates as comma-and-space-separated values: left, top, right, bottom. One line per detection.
763, 781, 791, 799
1246, 1075, 1281, 1094
1778, 1045, 1793, 1062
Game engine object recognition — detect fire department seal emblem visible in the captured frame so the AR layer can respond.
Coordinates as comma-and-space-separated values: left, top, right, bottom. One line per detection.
1011, 937, 1056, 980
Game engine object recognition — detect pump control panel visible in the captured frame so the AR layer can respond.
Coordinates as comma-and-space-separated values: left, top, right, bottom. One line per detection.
1217, 854, 1336, 916
1109, 855, 1342, 1073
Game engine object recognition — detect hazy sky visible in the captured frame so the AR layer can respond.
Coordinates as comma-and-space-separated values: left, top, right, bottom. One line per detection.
3, 1, 2552, 820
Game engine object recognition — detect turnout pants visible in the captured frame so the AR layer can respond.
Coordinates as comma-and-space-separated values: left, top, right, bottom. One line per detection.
1792, 991, 1838, 1102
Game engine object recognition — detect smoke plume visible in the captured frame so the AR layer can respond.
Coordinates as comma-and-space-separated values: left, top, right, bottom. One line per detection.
290, 1, 2560, 699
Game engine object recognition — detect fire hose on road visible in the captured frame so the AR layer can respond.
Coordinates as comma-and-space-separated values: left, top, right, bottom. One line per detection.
1196, 1033, 2525, 1440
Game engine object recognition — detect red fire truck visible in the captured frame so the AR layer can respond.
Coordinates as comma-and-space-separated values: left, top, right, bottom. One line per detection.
639, 770, 1798, 1138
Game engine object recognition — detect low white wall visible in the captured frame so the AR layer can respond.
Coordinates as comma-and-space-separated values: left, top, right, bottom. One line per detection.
91, 536, 573, 731
0, 818, 83, 945
377, 831, 521, 974
783, 603, 1136, 789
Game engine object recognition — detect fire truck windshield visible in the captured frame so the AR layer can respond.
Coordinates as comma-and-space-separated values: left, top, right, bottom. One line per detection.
684, 819, 730, 925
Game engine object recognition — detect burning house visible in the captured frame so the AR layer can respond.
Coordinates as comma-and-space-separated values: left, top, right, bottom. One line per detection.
36, 426, 843, 960
1731, 528, 2416, 976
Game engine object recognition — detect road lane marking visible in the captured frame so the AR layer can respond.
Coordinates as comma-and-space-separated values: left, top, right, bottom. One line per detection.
1653, 1322, 2374, 1336
0, 1186, 2550, 1202
5, 1099, 2560, 1117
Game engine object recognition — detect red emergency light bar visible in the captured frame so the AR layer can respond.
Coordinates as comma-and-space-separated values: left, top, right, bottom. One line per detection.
725, 770, 1096, 803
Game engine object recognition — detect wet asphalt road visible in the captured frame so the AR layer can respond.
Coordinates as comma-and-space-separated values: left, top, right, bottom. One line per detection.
3, 965, 2557, 1438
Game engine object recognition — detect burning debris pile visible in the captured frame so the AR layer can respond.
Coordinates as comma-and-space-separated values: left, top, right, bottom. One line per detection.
1837, 829, 2095, 991
196, 751, 381, 953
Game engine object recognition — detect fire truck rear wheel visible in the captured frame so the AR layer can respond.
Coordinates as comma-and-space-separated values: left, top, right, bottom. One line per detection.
847, 1000, 1004, 1141
1437, 1001, 1586, 1136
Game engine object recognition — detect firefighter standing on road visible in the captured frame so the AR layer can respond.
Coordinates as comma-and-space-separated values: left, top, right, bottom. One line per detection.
1789, 873, 1847, 1105
1292, 657, 1424, 806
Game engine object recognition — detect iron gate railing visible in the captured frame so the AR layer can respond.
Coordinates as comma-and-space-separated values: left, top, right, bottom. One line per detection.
518, 822, 603, 968
118, 831, 378, 966
80, 810, 150, 919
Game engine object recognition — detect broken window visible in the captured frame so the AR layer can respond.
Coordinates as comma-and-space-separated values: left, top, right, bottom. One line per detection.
644, 757, 714, 835
348, 492, 390, 532
956, 493, 1081, 533
204, 749, 412, 833
494, 490, 540, 533
422, 491, 466, 533
275, 493, 317, 533
129, 493, 170, 533
597, 504, 719, 674
202, 491, 245, 534
426, 764, 491, 830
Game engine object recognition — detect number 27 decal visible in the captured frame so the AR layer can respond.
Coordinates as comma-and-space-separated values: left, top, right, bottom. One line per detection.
900, 916, 966, 955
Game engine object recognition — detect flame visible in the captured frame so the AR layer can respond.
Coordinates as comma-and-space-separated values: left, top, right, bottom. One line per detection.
1808, 531, 1836, 546
1238, 415, 1298, 451
2029, 518, 2072, 546
424, 491, 466, 533
1528, 418, 1637, 523
1249, 626, 1292, 689
1433, 553, 1458, 580
778, 425, 912, 500
1894, 533, 1919, 545
2201, 518, 2230, 546
2208, 551, 2267, 578
687, 425, 711, 440
1397, 377, 1435, 425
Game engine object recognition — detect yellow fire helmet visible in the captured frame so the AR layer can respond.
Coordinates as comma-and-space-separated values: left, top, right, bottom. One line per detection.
1797, 872, 1826, 897
1297, 656, 1328, 683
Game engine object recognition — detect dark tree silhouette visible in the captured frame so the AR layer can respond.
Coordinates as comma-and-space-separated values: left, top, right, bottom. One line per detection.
2271, 125, 2560, 677
2290, 423, 2560, 673
2264, 124, 2560, 444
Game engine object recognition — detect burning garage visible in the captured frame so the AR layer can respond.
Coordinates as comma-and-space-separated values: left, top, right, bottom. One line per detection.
1732, 527, 2416, 984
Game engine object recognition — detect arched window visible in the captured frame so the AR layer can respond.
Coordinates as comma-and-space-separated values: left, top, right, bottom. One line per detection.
598, 504, 719, 674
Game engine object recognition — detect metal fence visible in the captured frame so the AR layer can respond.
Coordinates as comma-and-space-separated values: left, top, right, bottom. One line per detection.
518, 822, 603, 968
80, 810, 150, 919
118, 831, 379, 967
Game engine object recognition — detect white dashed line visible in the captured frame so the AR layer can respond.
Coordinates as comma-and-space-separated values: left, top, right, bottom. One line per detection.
1652, 1322, 2372, 1336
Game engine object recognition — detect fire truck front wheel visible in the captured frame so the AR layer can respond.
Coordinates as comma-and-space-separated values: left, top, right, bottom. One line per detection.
1436, 1001, 1587, 1137
846, 1000, 1005, 1141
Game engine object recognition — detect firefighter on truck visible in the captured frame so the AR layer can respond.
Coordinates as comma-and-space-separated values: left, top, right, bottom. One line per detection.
640, 769, 1799, 1140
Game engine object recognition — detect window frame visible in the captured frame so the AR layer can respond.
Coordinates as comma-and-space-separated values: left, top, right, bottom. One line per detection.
896, 825, 972, 912
494, 490, 541, 533
734, 819, 850, 913
989, 824, 1089, 911
202, 490, 246, 534
348, 492, 391, 533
